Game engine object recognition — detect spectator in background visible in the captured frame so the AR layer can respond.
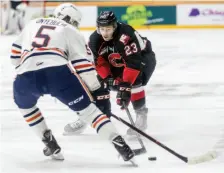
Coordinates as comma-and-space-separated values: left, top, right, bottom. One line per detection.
3, 0, 28, 35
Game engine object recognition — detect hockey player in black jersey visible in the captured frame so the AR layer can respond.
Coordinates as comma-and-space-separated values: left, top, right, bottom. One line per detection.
64, 11, 156, 136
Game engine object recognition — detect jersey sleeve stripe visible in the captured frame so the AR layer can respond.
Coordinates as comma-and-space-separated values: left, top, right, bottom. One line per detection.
10, 55, 21, 59
74, 64, 93, 69
71, 59, 90, 64
67, 63, 94, 101
12, 43, 22, 49
11, 43, 22, 59
71, 59, 94, 73
134, 31, 146, 50
76, 68, 95, 74
11, 50, 21, 54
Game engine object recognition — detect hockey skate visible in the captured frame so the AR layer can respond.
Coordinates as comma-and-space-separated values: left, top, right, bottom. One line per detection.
63, 119, 87, 135
42, 129, 64, 160
112, 135, 135, 162
126, 107, 148, 136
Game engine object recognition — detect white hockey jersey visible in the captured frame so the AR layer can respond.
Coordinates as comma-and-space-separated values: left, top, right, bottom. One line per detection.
10, 17, 100, 91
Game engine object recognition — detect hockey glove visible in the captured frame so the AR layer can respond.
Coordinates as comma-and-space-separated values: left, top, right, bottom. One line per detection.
92, 81, 112, 118
116, 82, 132, 109
105, 77, 122, 91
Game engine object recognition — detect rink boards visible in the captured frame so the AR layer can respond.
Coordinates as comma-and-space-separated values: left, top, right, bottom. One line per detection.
1, 1, 224, 32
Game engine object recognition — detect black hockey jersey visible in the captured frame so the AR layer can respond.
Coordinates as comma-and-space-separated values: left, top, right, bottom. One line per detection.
89, 22, 152, 84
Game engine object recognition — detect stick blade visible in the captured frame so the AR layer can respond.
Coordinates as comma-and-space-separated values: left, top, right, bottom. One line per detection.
187, 151, 217, 164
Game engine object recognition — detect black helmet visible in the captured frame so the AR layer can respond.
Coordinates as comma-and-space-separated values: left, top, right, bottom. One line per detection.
97, 11, 117, 28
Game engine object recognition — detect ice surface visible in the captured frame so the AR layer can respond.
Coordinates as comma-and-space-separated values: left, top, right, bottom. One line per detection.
0, 30, 224, 173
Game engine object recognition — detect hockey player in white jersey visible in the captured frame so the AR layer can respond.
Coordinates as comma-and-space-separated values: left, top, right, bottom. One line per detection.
11, 3, 134, 162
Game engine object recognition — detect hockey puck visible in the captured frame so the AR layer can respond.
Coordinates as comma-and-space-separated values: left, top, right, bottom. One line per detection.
148, 157, 157, 161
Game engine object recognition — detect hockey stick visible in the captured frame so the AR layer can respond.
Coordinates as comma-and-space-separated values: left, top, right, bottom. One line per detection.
122, 103, 147, 155
111, 113, 217, 164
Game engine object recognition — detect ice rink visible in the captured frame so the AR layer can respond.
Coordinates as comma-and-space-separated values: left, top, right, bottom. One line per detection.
0, 30, 224, 173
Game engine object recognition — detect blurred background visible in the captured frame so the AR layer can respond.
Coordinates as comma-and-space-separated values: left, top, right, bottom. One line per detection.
1, 0, 224, 34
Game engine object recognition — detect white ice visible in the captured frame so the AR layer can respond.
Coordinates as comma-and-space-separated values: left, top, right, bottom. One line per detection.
0, 30, 224, 173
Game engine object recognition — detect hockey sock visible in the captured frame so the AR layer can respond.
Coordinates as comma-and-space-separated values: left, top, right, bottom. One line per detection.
131, 86, 146, 111
78, 103, 119, 141
20, 106, 48, 139
91, 113, 118, 141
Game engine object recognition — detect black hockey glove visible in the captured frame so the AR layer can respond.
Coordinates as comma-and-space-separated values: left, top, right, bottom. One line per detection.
91, 80, 112, 118
116, 82, 132, 109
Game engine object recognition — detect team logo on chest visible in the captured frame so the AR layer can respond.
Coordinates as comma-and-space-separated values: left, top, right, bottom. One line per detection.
108, 53, 125, 67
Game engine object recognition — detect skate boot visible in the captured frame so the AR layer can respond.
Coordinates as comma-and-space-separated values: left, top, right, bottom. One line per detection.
63, 119, 87, 135
112, 135, 135, 161
42, 129, 64, 160
127, 106, 148, 136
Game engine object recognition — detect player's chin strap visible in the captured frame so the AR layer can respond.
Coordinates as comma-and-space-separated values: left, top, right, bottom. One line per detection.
122, 102, 147, 156
111, 108, 217, 164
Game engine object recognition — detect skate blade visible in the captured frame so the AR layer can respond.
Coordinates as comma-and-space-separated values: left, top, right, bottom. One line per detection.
117, 154, 138, 167
129, 158, 138, 167
63, 129, 86, 136
51, 152, 64, 161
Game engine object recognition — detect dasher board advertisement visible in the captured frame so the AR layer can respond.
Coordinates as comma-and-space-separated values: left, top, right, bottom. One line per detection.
177, 4, 224, 25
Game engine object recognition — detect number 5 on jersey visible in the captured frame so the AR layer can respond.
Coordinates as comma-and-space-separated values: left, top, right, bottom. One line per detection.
32, 25, 56, 48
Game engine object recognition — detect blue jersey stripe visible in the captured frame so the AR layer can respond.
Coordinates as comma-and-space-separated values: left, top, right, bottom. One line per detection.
12, 43, 22, 49
71, 59, 90, 64
10, 55, 20, 59
76, 68, 95, 74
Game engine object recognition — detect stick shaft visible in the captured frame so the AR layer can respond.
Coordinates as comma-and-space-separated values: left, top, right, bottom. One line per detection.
124, 105, 146, 151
